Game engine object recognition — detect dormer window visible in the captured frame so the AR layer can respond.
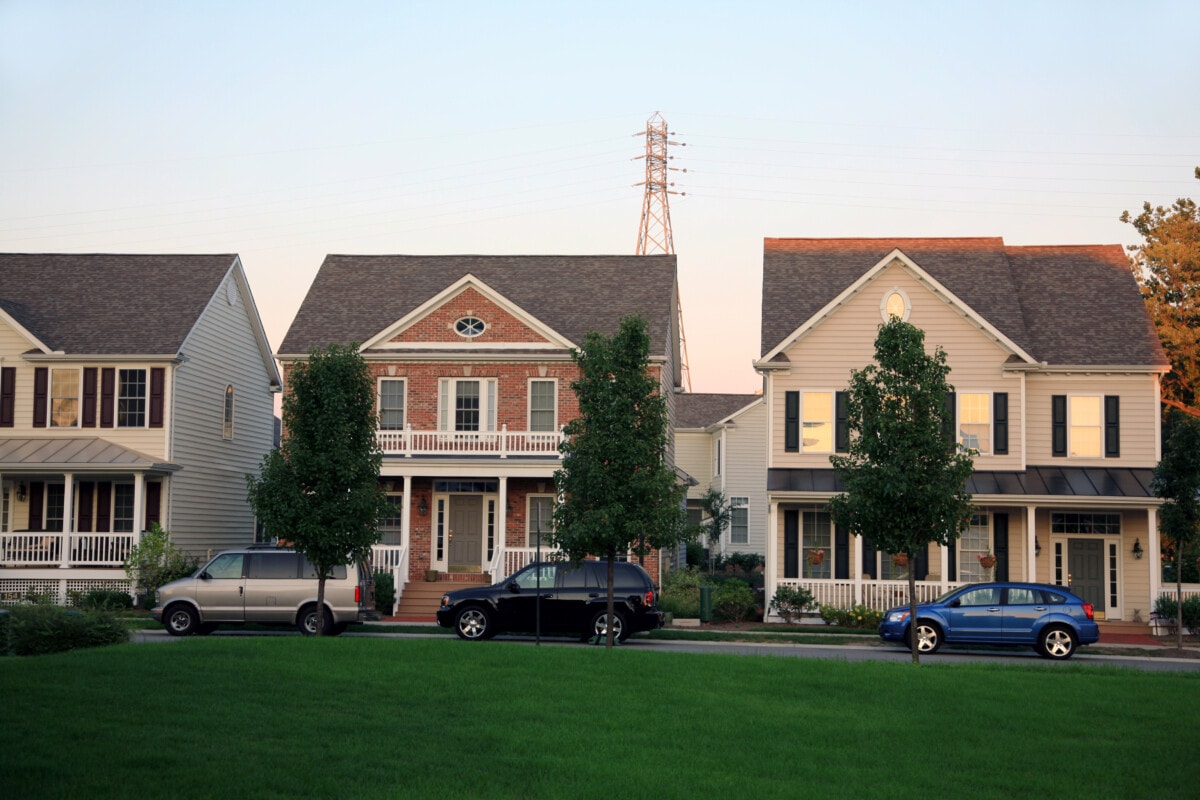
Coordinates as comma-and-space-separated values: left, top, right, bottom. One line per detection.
881, 288, 911, 322
455, 316, 485, 338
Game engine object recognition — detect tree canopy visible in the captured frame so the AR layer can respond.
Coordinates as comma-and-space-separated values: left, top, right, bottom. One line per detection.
829, 318, 975, 663
552, 315, 689, 647
1152, 410, 1200, 650
1122, 167, 1200, 417
247, 343, 387, 634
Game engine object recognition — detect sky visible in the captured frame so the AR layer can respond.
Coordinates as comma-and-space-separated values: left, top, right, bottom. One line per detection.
2, 1, 1197, 394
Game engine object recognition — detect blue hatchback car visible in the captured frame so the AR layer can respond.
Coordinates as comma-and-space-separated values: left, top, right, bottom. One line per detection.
878, 582, 1100, 660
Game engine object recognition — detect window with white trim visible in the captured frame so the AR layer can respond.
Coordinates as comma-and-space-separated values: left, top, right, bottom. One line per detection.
958, 513, 991, 581
50, 368, 80, 428
801, 510, 831, 579
1, 486, 9, 532
379, 379, 406, 430
528, 379, 556, 432
222, 385, 235, 439
730, 496, 749, 545
113, 484, 135, 533
378, 494, 404, 545
438, 378, 497, 432
959, 393, 990, 453
1069, 396, 1102, 457
118, 369, 146, 427
802, 392, 833, 452
528, 495, 554, 548
45, 484, 65, 532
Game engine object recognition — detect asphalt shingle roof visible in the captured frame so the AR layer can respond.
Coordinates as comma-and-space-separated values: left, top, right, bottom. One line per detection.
760, 238, 1167, 368
280, 254, 678, 356
0, 253, 237, 355
675, 393, 761, 429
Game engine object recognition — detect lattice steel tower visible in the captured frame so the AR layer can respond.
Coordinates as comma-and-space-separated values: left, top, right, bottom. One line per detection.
635, 112, 691, 390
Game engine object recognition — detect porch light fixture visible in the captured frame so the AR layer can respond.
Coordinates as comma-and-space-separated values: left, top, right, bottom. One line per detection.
418, 497, 428, 516
1132, 539, 1143, 559
17, 482, 26, 501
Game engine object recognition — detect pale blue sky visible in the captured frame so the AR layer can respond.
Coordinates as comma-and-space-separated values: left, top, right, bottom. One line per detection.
2, 1, 1197, 392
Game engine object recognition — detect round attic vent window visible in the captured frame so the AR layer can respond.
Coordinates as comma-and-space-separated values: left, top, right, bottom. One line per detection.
455, 316, 485, 337
881, 289, 910, 322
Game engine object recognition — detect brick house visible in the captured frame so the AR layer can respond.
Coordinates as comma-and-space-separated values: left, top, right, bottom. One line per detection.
0, 254, 281, 603
756, 238, 1169, 624
277, 254, 681, 613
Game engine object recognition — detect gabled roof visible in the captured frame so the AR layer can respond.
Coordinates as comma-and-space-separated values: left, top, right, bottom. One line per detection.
676, 393, 762, 429
760, 238, 1168, 368
0, 253, 241, 355
279, 254, 679, 358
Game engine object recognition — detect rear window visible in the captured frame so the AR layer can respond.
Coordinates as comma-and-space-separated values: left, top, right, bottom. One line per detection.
1044, 591, 1068, 604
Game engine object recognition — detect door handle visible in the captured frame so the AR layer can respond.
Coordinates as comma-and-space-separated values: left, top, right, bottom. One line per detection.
1035, 606, 1047, 611
987, 607, 1000, 612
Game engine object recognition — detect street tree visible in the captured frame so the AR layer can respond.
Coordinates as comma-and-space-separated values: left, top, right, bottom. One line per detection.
247, 343, 387, 635
1121, 167, 1200, 417
698, 487, 731, 575
553, 315, 689, 648
1152, 411, 1200, 650
829, 318, 975, 664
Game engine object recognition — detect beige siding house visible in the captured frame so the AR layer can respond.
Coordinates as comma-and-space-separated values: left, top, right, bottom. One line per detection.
756, 238, 1169, 625
675, 393, 768, 558
0, 254, 281, 603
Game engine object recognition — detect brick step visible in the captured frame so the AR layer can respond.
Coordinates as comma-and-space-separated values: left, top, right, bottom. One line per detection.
393, 579, 490, 621
1098, 620, 1154, 634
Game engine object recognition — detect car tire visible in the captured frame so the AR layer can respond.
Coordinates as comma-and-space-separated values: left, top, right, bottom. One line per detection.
454, 606, 493, 641
298, 605, 334, 636
589, 609, 628, 643
1038, 626, 1077, 660
165, 604, 200, 636
904, 620, 942, 654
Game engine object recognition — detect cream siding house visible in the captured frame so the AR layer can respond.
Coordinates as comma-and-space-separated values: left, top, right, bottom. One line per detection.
0, 254, 281, 603
756, 238, 1169, 625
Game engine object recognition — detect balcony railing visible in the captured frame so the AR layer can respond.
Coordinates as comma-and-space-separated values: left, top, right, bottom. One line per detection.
1, 532, 138, 568
377, 424, 564, 458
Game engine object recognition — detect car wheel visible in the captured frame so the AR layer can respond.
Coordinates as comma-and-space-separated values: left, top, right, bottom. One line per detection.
590, 610, 628, 642
454, 606, 492, 641
904, 621, 942, 654
1038, 626, 1077, 660
165, 604, 199, 636
298, 605, 334, 636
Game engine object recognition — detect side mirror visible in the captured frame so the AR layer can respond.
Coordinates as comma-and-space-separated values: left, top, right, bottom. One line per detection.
949, 599, 960, 607
199, 571, 211, 581
507, 582, 521, 594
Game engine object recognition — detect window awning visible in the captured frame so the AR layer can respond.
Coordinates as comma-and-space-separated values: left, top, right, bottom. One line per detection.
768, 466, 1155, 498
0, 438, 180, 474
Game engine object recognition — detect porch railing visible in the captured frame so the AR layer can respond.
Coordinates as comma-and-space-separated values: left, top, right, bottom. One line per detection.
0, 532, 138, 568
376, 424, 563, 458
772, 578, 959, 614
488, 546, 562, 583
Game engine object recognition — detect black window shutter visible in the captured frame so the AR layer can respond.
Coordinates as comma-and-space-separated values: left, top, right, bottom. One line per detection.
77, 482, 95, 533
1051, 395, 1067, 457
1105, 396, 1120, 457
834, 524, 849, 580
784, 392, 799, 452
835, 391, 849, 453
28, 481, 45, 531
947, 537, 957, 581
861, 535, 877, 579
914, 545, 929, 581
33, 367, 48, 428
95, 482, 112, 533
993, 513, 1009, 581
993, 392, 1008, 455
783, 510, 799, 578
149, 368, 165, 428
82, 367, 97, 427
145, 482, 162, 529
943, 392, 956, 449
100, 368, 115, 428
0, 366, 15, 427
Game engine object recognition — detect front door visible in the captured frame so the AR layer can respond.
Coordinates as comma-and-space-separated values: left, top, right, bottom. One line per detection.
1068, 538, 1105, 618
448, 495, 483, 570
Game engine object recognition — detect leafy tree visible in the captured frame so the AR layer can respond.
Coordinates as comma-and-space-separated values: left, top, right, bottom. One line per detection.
698, 487, 731, 575
829, 318, 975, 664
247, 343, 387, 635
553, 316, 689, 648
123, 523, 198, 608
1151, 411, 1200, 650
1121, 167, 1200, 417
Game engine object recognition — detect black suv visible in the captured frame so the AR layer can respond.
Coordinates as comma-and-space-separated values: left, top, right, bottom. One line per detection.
436, 560, 663, 641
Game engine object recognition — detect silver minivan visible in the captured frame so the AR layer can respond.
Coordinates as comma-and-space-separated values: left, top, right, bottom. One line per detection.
152, 546, 377, 636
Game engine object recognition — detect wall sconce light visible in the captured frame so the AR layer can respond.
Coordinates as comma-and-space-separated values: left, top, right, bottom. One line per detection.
17, 482, 27, 501
418, 497, 428, 517
1034, 536, 1041, 557
1132, 538, 1144, 560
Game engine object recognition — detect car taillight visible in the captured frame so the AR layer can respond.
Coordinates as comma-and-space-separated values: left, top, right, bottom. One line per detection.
355, 586, 361, 604
644, 589, 655, 607
1082, 602, 1094, 621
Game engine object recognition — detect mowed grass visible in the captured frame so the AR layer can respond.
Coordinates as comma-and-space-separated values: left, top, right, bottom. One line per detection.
2, 638, 1198, 799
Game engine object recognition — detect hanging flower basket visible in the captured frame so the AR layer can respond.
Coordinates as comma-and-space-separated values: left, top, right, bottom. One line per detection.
806, 549, 826, 566
978, 554, 997, 570
891, 553, 909, 567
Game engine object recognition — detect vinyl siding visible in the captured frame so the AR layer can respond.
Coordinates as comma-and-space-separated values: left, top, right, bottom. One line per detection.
1024, 373, 1158, 467
168, 270, 277, 554
722, 401, 767, 556
675, 430, 712, 498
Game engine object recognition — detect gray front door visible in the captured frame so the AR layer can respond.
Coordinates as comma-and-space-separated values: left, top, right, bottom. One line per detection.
448, 495, 483, 569
1068, 538, 1105, 617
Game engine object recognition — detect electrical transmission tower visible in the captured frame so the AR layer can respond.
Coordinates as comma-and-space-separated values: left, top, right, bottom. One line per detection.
635, 111, 692, 391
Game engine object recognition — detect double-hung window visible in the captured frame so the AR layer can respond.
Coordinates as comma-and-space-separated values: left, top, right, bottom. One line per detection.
113, 484, 136, 533
50, 368, 80, 428
118, 369, 146, 427
438, 378, 497, 432
528, 379, 556, 432
45, 484, 65, 532
730, 497, 749, 545
1069, 396, 1102, 457
958, 393, 991, 453
1052, 394, 1118, 458
801, 510, 831, 579
958, 514, 991, 581
379, 379, 406, 430
802, 393, 833, 452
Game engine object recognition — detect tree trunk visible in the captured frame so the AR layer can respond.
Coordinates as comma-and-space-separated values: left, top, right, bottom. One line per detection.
1177, 551, 1184, 652
606, 555, 616, 649
908, 555, 919, 665
316, 575, 327, 637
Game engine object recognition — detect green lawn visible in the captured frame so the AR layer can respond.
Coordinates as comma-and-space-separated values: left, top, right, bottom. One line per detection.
2, 638, 1197, 799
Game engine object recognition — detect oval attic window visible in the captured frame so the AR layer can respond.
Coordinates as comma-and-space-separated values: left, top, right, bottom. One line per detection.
455, 316, 485, 337
881, 289, 910, 322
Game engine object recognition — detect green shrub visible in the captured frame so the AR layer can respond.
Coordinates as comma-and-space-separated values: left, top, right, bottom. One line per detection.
685, 542, 706, 568
713, 578, 756, 622
717, 552, 765, 579
659, 566, 703, 618
1153, 594, 1200, 634
7, 604, 128, 656
818, 603, 882, 629
124, 523, 199, 608
0, 609, 9, 657
70, 589, 134, 611
770, 585, 815, 623
374, 571, 395, 615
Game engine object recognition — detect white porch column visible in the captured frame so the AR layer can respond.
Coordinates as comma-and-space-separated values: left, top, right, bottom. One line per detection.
59, 472, 75, 568
1147, 506, 1160, 611
853, 534, 863, 606
764, 499, 778, 621
497, 475, 508, 567
400, 475, 412, 552
938, 541, 949, 594
1026, 505, 1038, 583
133, 473, 146, 534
